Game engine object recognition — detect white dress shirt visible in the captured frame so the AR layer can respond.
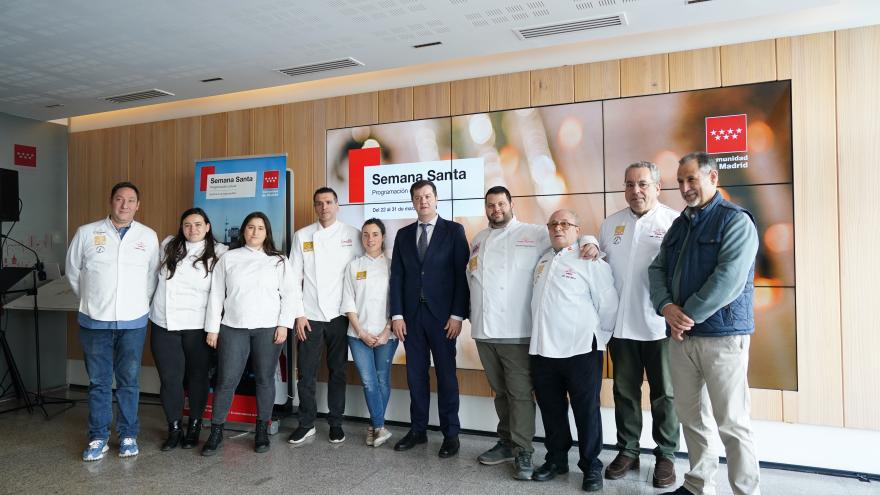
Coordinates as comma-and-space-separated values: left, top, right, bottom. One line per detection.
65, 217, 160, 322
340, 253, 395, 338
529, 243, 619, 358
599, 204, 678, 341
150, 237, 229, 331
204, 246, 296, 333
291, 220, 363, 322
467, 218, 549, 340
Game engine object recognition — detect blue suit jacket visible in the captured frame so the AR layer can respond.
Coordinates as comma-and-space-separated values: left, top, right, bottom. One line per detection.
389, 216, 470, 323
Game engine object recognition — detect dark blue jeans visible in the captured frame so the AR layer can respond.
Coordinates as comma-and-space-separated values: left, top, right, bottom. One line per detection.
79, 326, 147, 440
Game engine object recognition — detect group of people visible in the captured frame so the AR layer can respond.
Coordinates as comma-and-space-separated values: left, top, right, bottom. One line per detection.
65, 150, 761, 495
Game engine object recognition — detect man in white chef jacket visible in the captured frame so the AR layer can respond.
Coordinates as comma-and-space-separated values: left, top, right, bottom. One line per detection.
288, 187, 363, 445
529, 209, 618, 493
598, 161, 680, 488
66, 181, 160, 461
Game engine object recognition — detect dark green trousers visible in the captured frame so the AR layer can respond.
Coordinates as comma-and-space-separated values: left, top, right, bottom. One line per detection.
609, 336, 679, 459
475, 341, 535, 453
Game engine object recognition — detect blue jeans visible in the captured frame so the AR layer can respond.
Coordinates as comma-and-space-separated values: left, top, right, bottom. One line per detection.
348, 337, 398, 428
79, 326, 147, 440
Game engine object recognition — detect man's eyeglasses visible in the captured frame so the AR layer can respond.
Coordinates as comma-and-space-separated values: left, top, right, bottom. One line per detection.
547, 221, 578, 230
624, 181, 655, 190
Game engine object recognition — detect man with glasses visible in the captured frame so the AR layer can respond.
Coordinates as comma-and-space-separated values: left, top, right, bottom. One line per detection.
598, 162, 680, 488
530, 209, 618, 492
649, 152, 761, 495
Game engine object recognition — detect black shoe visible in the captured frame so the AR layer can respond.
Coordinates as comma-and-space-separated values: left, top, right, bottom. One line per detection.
254, 420, 270, 453
287, 426, 316, 445
438, 435, 460, 458
181, 417, 202, 449
582, 469, 603, 492
201, 424, 223, 457
532, 461, 569, 481
161, 420, 182, 451
329, 426, 346, 444
393, 430, 427, 451
660, 487, 694, 495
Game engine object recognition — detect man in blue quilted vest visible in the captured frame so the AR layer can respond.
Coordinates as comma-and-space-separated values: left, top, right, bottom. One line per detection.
648, 152, 761, 495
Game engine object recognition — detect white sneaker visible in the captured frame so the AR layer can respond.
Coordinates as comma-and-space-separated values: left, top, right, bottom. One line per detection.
373, 427, 392, 447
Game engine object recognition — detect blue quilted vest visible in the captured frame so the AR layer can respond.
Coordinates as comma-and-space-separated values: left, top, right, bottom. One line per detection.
661, 192, 756, 336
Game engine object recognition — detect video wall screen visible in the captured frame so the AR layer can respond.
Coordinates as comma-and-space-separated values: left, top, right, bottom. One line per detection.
326, 80, 796, 391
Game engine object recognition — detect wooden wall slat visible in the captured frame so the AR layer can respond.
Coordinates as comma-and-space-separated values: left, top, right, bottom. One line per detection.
325, 95, 346, 130
345, 92, 379, 127
489, 71, 530, 111
252, 105, 284, 155
413, 82, 451, 119
835, 25, 880, 430
777, 37, 793, 80
574, 60, 620, 101
668, 47, 721, 91
173, 116, 200, 219
620, 54, 669, 97
787, 31, 843, 426
378, 87, 414, 123
720, 40, 778, 86
284, 101, 318, 231
451, 77, 490, 115
227, 109, 253, 156
530, 66, 574, 106
200, 112, 226, 158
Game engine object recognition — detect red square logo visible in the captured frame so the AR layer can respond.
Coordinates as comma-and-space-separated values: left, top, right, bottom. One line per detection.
348, 147, 381, 203
14, 144, 36, 167
705, 114, 748, 154
263, 170, 279, 189
199, 165, 216, 191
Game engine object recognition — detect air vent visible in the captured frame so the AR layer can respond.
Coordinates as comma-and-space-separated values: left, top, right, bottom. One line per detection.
276, 57, 364, 78
45, 103, 65, 108
104, 89, 174, 104
201, 77, 223, 83
514, 13, 626, 40
686, 0, 713, 3
413, 41, 442, 48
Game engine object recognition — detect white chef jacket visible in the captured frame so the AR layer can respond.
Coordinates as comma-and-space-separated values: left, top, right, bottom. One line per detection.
599, 204, 678, 341
65, 217, 160, 322
291, 220, 363, 322
467, 219, 549, 340
529, 243, 618, 358
340, 253, 394, 338
204, 246, 296, 333
150, 237, 229, 331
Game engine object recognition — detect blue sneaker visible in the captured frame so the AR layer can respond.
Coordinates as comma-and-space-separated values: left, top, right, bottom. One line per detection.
119, 437, 139, 458
82, 438, 109, 461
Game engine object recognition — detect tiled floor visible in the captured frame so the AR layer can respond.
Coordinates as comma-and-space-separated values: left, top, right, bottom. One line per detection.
0, 393, 875, 495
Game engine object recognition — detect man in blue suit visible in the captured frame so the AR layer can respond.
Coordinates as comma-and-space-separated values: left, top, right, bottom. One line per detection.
390, 179, 470, 458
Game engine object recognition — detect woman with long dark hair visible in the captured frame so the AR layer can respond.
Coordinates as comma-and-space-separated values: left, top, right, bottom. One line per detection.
149, 207, 227, 451
201, 211, 295, 456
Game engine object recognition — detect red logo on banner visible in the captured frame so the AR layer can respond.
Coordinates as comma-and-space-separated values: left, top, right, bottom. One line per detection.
14, 144, 36, 167
263, 170, 279, 189
348, 147, 381, 203
705, 114, 748, 154
199, 165, 216, 192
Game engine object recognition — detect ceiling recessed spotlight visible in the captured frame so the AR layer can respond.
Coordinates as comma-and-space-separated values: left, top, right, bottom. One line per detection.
413, 41, 442, 48
200, 77, 224, 82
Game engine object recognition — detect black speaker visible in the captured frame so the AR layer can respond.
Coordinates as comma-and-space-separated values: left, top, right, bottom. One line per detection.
0, 168, 20, 222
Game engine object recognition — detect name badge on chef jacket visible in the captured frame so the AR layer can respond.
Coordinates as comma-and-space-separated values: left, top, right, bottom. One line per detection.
468, 256, 478, 272
534, 260, 547, 283
93, 234, 106, 246
612, 224, 626, 245
356, 270, 367, 280
302, 241, 314, 252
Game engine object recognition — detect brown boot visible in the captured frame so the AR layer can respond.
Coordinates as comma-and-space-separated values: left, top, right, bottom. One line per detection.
653, 456, 677, 488
604, 453, 639, 480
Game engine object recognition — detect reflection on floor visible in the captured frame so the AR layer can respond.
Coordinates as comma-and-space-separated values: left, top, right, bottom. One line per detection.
0, 391, 874, 495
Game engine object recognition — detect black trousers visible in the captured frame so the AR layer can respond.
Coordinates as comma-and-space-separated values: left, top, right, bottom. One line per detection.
296, 315, 348, 428
149, 322, 213, 423
211, 326, 282, 423
532, 349, 604, 474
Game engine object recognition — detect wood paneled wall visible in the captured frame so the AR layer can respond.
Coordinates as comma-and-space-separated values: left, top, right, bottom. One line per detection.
67, 26, 880, 431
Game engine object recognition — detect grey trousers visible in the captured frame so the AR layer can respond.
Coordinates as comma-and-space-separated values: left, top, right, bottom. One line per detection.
211, 325, 282, 424
476, 341, 535, 453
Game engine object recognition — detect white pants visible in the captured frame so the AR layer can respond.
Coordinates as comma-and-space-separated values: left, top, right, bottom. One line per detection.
669, 335, 761, 495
